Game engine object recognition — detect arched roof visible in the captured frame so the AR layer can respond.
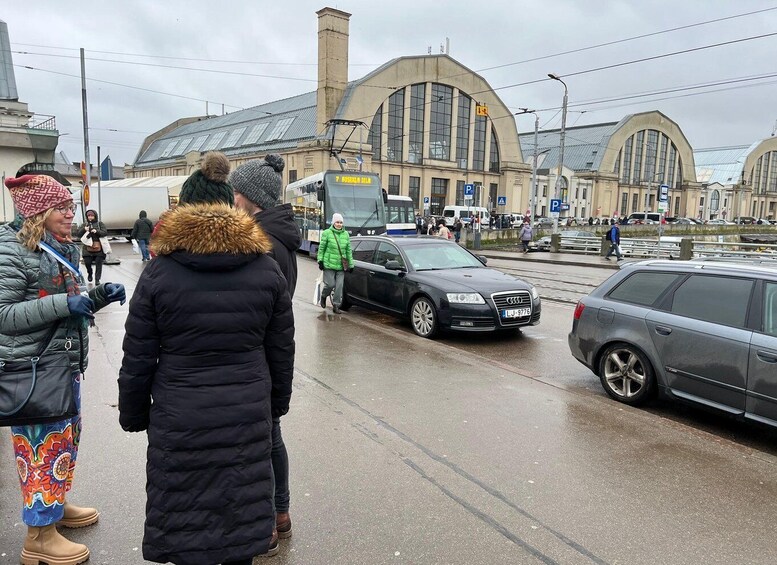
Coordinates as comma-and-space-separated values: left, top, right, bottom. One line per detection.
333, 54, 523, 163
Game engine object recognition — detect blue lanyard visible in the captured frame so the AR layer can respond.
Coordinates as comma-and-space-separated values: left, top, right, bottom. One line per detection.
38, 241, 83, 280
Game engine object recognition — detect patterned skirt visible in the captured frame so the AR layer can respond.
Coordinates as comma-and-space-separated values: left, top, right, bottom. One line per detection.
10, 372, 81, 526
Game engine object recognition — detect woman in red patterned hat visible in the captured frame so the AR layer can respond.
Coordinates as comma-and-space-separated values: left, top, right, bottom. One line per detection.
0, 174, 126, 565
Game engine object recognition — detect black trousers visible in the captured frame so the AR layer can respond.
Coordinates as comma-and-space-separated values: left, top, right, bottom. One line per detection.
222, 560, 253, 565
83, 255, 104, 282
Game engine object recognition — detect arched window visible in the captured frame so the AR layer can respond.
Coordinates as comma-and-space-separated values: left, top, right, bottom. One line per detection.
489, 128, 500, 173
710, 189, 720, 211
368, 105, 382, 161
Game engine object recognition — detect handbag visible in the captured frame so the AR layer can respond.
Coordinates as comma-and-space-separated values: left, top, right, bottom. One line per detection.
0, 325, 77, 427
332, 232, 350, 271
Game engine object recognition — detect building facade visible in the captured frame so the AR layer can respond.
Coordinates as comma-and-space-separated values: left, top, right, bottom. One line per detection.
519, 111, 701, 220
126, 8, 531, 215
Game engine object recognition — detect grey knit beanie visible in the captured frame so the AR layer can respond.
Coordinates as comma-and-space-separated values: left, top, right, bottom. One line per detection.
229, 155, 285, 210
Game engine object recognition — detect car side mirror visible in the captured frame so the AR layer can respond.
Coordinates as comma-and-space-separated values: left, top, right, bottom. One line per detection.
385, 260, 405, 271
477, 255, 488, 265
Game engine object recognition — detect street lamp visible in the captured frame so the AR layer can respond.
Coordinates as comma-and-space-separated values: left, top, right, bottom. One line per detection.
515, 108, 539, 222
548, 73, 568, 235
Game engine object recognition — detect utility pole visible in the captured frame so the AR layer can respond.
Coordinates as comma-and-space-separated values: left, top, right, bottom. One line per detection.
96, 145, 102, 217
548, 74, 568, 235
516, 109, 539, 220
80, 48, 90, 207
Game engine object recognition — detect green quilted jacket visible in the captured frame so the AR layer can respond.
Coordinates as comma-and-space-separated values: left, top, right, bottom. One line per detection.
317, 227, 353, 271
0, 224, 110, 370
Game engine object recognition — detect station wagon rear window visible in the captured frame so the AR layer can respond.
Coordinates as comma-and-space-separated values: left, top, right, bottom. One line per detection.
607, 272, 683, 307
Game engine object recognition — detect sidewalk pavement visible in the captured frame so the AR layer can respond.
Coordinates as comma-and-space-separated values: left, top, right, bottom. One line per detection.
477, 248, 621, 269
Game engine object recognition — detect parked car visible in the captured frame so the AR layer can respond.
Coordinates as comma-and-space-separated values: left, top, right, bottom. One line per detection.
342, 235, 541, 338
733, 216, 758, 225
568, 259, 777, 427
533, 217, 554, 229
535, 230, 598, 252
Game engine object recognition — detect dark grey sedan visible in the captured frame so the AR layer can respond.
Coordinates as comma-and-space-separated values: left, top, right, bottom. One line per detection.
568, 260, 777, 427
342, 235, 541, 338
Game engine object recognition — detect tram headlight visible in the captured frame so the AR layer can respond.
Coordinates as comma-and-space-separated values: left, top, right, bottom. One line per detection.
446, 293, 485, 304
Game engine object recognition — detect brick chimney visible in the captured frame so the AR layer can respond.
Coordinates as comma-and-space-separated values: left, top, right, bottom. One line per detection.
316, 7, 350, 134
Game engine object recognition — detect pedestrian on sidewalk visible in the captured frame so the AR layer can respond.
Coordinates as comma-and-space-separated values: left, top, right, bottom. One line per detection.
415, 212, 424, 234
604, 222, 623, 261
231, 154, 299, 542
453, 217, 463, 243
118, 152, 294, 565
437, 219, 451, 239
77, 209, 108, 285
317, 212, 353, 314
518, 220, 533, 253
2, 174, 125, 565
131, 210, 154, 262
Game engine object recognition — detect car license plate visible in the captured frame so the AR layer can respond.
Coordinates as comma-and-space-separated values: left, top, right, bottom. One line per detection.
501, 307, 531, 319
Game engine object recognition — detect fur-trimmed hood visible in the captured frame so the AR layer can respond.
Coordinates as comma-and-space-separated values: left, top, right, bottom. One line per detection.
151, 203, 272, 256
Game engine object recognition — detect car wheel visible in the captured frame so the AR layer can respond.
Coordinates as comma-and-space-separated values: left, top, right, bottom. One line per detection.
410, 297, 438, 338
598, 344, 655, 405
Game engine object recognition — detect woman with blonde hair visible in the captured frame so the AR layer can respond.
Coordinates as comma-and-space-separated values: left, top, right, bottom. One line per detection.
0, 175, 126, 565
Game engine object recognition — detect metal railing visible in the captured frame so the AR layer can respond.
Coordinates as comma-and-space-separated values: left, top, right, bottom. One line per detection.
27, 114, 57, 130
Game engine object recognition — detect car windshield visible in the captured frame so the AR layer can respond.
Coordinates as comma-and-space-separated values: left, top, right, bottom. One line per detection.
404, 243, 484, 271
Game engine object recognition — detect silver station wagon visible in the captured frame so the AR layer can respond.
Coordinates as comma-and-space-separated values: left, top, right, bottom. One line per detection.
568, 260, 777, 427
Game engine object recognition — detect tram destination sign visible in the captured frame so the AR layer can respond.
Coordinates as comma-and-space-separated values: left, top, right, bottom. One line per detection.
334, 175, 374, 185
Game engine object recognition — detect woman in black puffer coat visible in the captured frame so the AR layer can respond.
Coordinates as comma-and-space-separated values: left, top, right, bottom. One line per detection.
76, 209, 108, 284
118, 152, 294, 565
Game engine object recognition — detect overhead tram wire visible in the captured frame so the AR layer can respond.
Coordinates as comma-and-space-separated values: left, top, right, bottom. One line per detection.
12, 42, 379, 66
14, 64, 246, 110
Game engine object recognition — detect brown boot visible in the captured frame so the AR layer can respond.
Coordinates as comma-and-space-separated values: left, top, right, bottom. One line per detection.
276, 512, 292, 539
59, 502, 99, 528
257, 528, 279, 558
21, 525, 90, 565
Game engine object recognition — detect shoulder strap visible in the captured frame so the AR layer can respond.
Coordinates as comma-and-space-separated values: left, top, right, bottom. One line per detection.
333, 231, 344, 259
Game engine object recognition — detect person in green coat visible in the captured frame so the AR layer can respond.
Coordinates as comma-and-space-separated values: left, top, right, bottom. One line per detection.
316, 212, 353, 314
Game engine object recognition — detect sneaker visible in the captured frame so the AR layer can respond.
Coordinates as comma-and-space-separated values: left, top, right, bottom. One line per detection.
258, 529, 279, 558
320, 294, 327, 309
603, 257, 611, 261
616, 258, 624, 262
276, 513, 292, 539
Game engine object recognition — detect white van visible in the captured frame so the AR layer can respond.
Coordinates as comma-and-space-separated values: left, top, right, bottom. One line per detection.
442, 206, 491, 227
626, 212, 661, 224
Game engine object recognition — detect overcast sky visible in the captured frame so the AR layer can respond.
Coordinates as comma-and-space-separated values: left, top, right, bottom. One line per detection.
3, 0, 777, 166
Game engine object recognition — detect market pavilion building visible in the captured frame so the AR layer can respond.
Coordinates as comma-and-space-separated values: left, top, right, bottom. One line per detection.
519, 111, 702, 221
127, 8, 532, 217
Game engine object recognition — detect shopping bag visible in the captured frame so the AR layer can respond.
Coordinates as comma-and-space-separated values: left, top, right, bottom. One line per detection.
312, 273, 323, 306
80, 232, 92, 246
99, 237, 112, 255
131, 239, 140, 254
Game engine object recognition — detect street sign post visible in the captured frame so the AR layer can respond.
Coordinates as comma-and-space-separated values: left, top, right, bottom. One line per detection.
550, 198, 561, 218
657, 184, 670, 257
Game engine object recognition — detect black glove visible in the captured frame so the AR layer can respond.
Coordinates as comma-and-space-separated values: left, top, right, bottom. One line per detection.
348, 267, 354, 273
318, 261, 324, 271
67, 294, 95, 319
104, 283, 126, 305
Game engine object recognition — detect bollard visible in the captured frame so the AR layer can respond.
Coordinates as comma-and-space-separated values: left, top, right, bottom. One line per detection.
474, 230, 482, 250
680, 238, 693, 260
600, 236, 609, 256
550, 233, 560, 253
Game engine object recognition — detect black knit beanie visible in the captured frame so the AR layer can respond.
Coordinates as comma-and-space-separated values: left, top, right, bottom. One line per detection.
179, 152, 234, 206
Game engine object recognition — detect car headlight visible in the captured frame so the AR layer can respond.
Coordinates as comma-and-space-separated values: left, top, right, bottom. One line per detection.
446, 293, 485, 304
530, 286, 539, 300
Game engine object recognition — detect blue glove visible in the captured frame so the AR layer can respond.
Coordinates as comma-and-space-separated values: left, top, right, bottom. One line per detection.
67, 294, 95, 319
104, 283, 126, 305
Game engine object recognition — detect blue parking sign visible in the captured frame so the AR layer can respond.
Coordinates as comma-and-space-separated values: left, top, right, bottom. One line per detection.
464, 183, 475, 196
550, 199, 562, 213
423, 196, 430, 204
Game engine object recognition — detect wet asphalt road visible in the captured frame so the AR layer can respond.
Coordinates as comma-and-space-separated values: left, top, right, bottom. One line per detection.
1, 242, 776, 564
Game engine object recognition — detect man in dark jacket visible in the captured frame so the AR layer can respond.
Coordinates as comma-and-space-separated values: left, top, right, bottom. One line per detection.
131, 210, 154, 262
230, 154, 299, 543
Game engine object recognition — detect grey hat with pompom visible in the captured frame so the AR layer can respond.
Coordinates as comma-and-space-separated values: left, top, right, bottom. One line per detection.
229, 154, 285, 211
179, 152, 234, 206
